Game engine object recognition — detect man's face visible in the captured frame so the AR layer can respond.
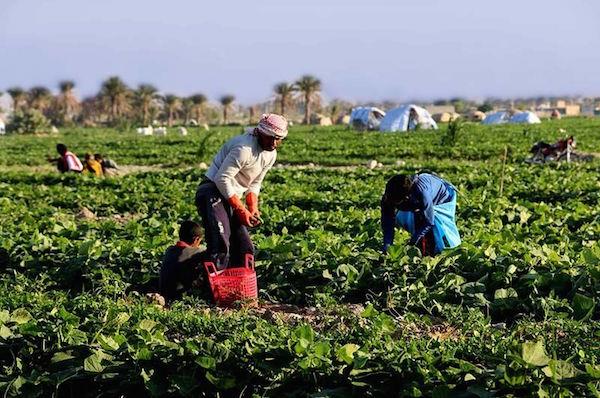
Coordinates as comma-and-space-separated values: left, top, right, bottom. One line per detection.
257, 132, 283, 151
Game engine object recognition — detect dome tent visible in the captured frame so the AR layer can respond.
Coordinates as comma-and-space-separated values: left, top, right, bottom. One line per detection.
433, 112, 461, 123
433, 112, 452, 123
379, 104, 438, 132
482, 111, 510, 125
311, 113, 333, 126
470, 110, 486, 122
510, 111, 541, 124
349, 107, 386, 131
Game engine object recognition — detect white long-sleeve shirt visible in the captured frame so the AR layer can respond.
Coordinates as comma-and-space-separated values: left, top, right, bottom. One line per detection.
205, 131, 276, 199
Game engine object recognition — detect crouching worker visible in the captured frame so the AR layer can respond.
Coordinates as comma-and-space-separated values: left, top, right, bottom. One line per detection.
48, 143, 83, 173
159, 220, 207, 302
83, 153, 103, 176
195, 114, 287, 270
381, 173, 461, 256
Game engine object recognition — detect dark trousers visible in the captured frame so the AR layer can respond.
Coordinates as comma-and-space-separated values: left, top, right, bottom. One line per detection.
195, 181, 254, 270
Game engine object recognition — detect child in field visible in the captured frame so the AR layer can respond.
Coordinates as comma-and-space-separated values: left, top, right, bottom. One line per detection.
159, 220, 208, 302
82, 153, 103, 176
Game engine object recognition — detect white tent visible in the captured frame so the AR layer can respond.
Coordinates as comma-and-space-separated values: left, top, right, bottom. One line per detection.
379, 104, 438, 132
509, 111, 541, 124
349, 107, 386, 131
482, 111, 510, 125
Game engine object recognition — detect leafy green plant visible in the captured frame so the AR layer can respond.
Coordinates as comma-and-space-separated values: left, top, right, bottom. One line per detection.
440, 118, 464, 147
7, 109, 50, 134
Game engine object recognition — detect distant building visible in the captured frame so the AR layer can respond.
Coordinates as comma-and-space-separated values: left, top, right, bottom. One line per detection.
551, 100, 568, 108
536, 100, 580, 118
582, 103, 600, 116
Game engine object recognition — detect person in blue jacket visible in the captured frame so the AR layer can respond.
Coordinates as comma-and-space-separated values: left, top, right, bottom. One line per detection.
381, 173, 461, 256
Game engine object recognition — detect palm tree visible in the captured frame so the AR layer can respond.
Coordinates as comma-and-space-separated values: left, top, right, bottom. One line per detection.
190, 94, 207, 125
295, 75, 321, 124
163, 94, 181, 127
135, 84, 159, 126
219, 95, 235, 125
80, 96, 103, 125
181, 97, 195, 126
7, 87, 26, 112
56, 80, 80, 124
273, 82, 296, 116
99, 76, 131, 123
28, 86, 53, 112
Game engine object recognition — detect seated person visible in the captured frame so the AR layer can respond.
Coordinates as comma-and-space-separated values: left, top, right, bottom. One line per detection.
83, 153, 103, 176
48, 143, 83, 173
159, 220, 208, 302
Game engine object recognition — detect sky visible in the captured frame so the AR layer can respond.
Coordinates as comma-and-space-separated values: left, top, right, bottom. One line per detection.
1, 0, 599, 105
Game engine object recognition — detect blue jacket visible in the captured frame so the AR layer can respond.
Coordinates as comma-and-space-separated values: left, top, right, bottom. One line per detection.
382, 173, 454, 248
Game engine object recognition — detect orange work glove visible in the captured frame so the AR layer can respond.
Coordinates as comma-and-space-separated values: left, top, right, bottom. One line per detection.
228, 195, 254, 227
246, 192, 260, 218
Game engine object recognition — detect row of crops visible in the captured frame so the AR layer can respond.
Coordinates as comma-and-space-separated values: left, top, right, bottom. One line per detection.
0, 119, 599, 396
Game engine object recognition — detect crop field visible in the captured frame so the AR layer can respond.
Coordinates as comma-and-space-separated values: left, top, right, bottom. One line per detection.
0, 119, 599, 397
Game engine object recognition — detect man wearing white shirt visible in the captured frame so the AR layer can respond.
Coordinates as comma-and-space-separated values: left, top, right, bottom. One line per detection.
196, 114, 288, 269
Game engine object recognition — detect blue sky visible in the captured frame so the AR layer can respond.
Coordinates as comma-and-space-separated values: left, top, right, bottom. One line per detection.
1, 0, 599, 104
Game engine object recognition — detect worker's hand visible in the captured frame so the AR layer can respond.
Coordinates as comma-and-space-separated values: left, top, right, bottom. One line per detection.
250, 214, 263, 227
245, 192, 260, 218
228, 195, 255, 227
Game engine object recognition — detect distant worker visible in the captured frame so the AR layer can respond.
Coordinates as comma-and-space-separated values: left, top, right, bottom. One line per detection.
195, 114, 288, 270
94, 153, 119, 176
159, 220, 207, 302
83, 153, 103, 176
381, 173, 461, 256
48, 143, 83, 173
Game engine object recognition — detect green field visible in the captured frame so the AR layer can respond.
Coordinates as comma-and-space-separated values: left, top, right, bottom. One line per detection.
0, 119, 599, 397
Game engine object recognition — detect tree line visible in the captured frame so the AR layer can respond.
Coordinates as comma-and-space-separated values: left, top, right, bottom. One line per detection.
1, 75, 324, 128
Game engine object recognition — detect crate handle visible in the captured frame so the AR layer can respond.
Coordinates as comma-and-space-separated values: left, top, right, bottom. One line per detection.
244, 253, 255, 270
204, 261, 218, 276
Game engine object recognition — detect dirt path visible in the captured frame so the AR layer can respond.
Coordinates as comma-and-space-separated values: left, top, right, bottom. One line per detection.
145, 294, 460, 340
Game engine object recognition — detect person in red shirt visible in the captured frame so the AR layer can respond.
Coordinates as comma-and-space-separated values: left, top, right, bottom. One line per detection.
48, 144, 83, 173
159, 221, 208, 302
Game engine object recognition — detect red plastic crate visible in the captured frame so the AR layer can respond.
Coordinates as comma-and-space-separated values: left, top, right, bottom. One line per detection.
203, 253, 258, 307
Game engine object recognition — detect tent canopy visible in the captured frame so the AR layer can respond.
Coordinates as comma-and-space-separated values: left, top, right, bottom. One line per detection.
482, 110, 541, 125
349, 106, 385, 131
509, 111, 541, 124
469, 111, 486, 121
379, 104, 438, 132
482, 111, 510, 125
